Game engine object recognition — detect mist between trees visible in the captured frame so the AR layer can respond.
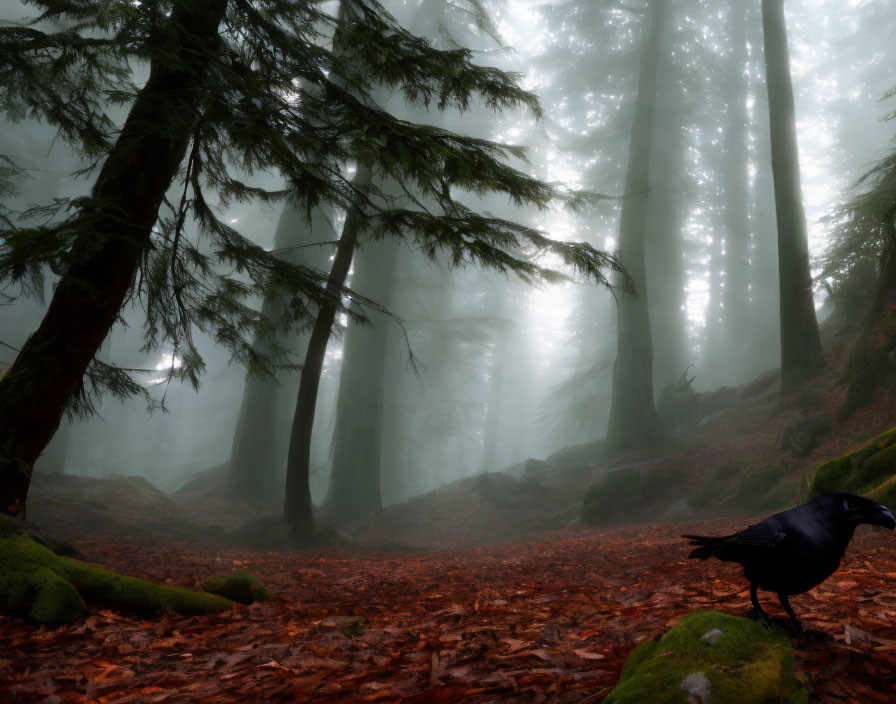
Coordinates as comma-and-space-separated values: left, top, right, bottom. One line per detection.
0, 0, 893, 534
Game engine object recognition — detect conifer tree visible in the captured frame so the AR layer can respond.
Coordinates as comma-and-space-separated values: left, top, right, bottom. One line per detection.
605, 0, 669, 455
0, 0, 620, 520
761, 0, 824, 391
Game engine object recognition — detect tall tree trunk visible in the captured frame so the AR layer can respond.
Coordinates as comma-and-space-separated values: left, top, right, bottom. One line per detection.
0, 0, 227, 518
227, 204, 335, 501
481, 326, 509, 471
324, 238, 400, 518
605, 0, 668, 455
646, 12, 688, 393
283, 168, 372, 541
761, 0, 823, 392
478, 280, 510, 471
721, 6, 753, 380
34, 422, 71, 475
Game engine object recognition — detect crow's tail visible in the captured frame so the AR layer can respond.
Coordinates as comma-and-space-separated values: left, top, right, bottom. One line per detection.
681, 533, 735, 560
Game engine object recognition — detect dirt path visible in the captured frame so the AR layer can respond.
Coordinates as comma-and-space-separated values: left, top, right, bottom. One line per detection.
3, 520, 895, 702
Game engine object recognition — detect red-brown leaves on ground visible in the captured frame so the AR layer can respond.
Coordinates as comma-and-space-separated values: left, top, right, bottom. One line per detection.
2, 520, 895, 703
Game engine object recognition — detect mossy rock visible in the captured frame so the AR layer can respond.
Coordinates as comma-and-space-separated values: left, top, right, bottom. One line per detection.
582, 468, 641, 522
735, 464, 791, 512
582, 466, 686, 523
605, 611, 808, 704
202, 572, 272, 605
810, 425, 896, 508
0, 529, 232, 626
688, 482, 724, 511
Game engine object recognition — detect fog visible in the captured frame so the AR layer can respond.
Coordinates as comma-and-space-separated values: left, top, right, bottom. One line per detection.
1, 0, 892, 504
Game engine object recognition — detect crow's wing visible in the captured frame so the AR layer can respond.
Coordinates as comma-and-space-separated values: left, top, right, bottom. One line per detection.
686, 522, 786, 561
730, 522, 787, 548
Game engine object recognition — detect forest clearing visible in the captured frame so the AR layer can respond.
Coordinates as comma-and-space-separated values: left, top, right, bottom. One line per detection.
2, 0, 896, 701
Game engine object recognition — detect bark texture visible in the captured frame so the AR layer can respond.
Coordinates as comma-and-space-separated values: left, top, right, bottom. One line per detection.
0, 0, 228, 518
283, 168, 372, 541
761, 0, 824, 392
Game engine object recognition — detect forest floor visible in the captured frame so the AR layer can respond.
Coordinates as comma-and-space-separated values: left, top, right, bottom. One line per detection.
5, 309, 896, 702
2, 510, 896, 703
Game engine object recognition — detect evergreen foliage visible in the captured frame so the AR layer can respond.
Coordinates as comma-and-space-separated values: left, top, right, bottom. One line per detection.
820, 88, 896, 312
0, 0, 620, 419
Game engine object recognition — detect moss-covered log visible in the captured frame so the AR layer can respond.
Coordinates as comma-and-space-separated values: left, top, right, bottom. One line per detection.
606, 611, 808, 703
0, 519, 232, 625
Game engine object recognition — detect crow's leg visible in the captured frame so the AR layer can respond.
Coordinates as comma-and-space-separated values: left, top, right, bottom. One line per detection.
750, 583, 771, 630
777, 593, 804, 632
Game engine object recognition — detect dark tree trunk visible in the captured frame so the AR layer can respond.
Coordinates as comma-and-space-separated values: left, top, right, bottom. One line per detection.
34, 421, 71, 475
283, 169, 371, 541
324, 238, 399, 518
227, 204, 335, 501
605, 0, 668, 455
0, 0, 227, 518
761, 0, 824, 392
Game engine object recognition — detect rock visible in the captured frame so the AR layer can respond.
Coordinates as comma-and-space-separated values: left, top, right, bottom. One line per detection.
202, 572, 272, 605
582, 468, 640, 523
735, 464, 793, 513
605, 611, 808, 704
700, 628, 724, 645
562, 461, 592, 480
697, 385, 739, 417
524, 458, 553, 481
679, 672, 711, 704
811, 425, 896, 508
546, 441, 605, 469
781, 418, 832, 458
582, 465, 685, 523
475, 472, 523, 508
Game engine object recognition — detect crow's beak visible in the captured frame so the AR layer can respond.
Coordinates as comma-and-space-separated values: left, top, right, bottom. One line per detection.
871, 506, 896, 530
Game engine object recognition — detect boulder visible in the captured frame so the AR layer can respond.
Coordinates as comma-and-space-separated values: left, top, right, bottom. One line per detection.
524, 458, 553, 481
605, 611, 808, 703
474, 472, 548, 509
582, 465, 686, 523
781, 418, 832, 458
202, 572, 272, 605
562, 461, 592, 480
735, 463, 793, 513
810, 425, 896, 508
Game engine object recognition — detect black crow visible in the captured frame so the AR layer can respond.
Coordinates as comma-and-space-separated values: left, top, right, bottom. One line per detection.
683, 493, 895, 630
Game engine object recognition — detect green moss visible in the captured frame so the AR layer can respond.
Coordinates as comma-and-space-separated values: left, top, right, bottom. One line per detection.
105, 474, 175, 510
582, 466, 686, 523
737, 464, 785, 499
735, 464, 790, 512
605, 611, 808, 704
840, 309, 896, 419
810, 425, 896, 504
0, 532, 232, 625
202, 572, 272, 605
